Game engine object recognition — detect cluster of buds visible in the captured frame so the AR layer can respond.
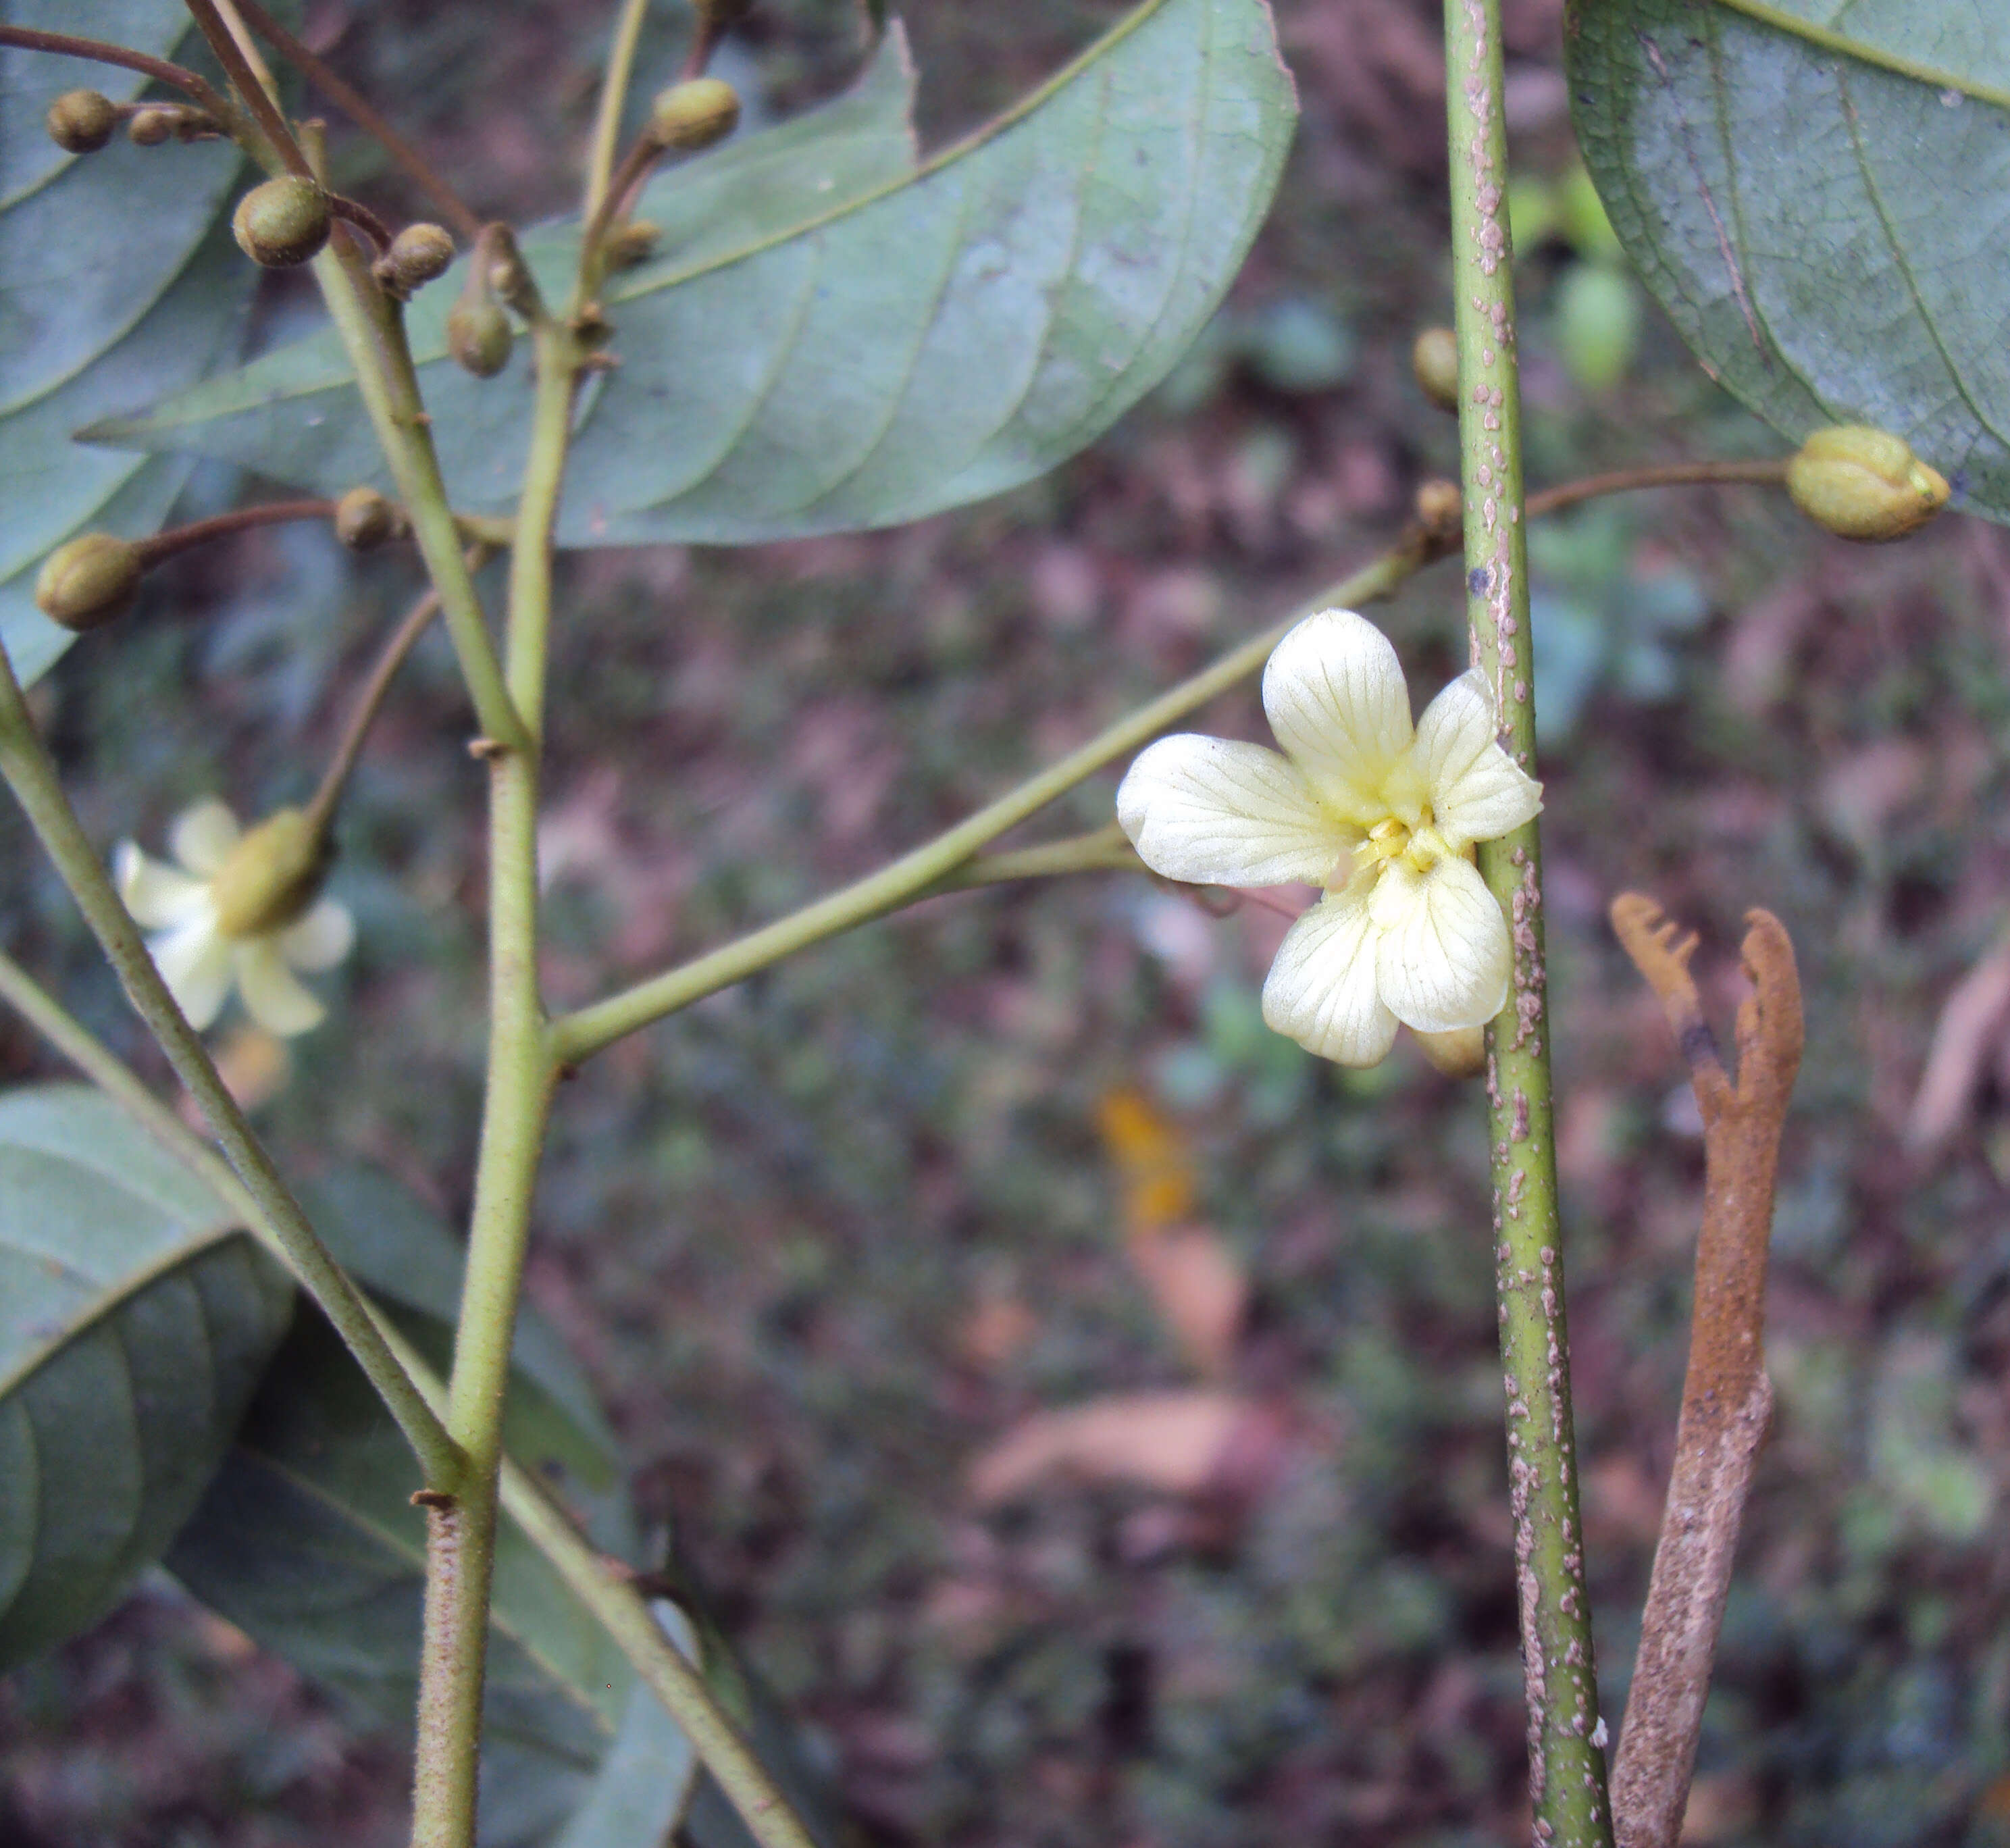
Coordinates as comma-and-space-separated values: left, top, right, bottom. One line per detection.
45, 88, 222, 153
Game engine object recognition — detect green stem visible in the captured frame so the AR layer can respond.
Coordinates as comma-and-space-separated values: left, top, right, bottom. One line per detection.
1443, 1, 1613, 1843
549, 536, 1444, 1065
410, 284, 586, 1848
583, 0, 654, 230
933, 822, 1143, 890
0, 946, 818, 1848
0, 654, 461, 1490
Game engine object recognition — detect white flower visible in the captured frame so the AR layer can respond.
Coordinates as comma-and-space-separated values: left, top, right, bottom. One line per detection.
1116, 608, 1541, 1067
115, 798, 354, 1037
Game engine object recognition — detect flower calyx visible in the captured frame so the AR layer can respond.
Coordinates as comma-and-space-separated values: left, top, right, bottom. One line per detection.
648, 77, 740, 153
46, 90, 118, 153
232, 174, 334, 269
209, 808, 332, 941
1787, 424, 1949, 543
35, 534, 145, 633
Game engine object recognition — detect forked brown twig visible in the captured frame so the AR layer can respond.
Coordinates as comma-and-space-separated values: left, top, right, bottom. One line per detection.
1607, 894, 1803, 1848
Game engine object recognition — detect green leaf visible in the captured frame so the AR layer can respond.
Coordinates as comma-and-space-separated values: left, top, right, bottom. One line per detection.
90, 0, 1298, 545
0, 3, 255, 686
0, 1085, 292, 1668
163, 1166, 664, 1848
1566, 0, 2010, 521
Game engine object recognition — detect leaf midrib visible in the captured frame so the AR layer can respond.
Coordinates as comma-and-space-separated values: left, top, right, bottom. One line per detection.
1712, 0, 2010, 113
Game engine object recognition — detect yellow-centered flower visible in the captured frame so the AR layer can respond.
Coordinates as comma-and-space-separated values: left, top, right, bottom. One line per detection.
115, 798, 353, 1037
1116, 608, 1541, 1067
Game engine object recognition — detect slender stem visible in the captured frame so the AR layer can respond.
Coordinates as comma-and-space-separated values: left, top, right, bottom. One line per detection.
329, 190, 394, 253
0, 947, 819, 1848
0, 653, 461, 1489
932, 823, 1143, 890
303, 549, 490, 839
503, 322, 583, 742
410, 252, 588, 1848
228, 0, 484, 243
179, 0, 311, 172
135, 498, 335, 566
1443, 1, 1613, 1843
578, 135, 662, 288
0, 26, 238, 124
1526, 458, 1788, 521
583, 0, 654, 229
549, 535, 1446, 1065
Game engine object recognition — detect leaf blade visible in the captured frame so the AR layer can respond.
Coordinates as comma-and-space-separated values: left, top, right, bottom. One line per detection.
91, 0, 1297, 545
1567, 0, 2010, 521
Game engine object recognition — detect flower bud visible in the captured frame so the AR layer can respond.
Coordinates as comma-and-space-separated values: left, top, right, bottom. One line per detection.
34, 534, 144, 633
127, 107, 182, 146
211, 808, 330, 939
334, 486, 401, 552
446, 300, 513, 378
1414, 478, 1462, 536
232, 175, 333, 269
47, 90, 118, 154
1786, 424, 1949, 542
602, 220, 663, 270
1412, 326, 1461, 413
648, 77, 740, 153
1414, 1024, 1486, 1079
376, 222, 455, 299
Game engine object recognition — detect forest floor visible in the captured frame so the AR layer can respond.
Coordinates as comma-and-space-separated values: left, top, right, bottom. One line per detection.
5, 2, 2010, 1845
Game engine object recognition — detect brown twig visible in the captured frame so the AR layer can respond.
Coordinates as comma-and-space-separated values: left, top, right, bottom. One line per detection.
226, 0, 484, 244
0, 24, 238, 125
179, 0, 313, 175
1526, 459, 1789, 522
1607, 894, 1803, 1848
134, 498, 338, 565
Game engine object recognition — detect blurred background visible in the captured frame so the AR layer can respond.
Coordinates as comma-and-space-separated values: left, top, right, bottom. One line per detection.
5, 1, 2010, 1843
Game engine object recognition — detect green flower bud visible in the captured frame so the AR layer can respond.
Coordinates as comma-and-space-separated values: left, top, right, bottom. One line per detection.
376, 222, 455, 299
648, 77, 740, 153
211, 808, 329, 940
34, 534, 144, 633
446, 301, 513, 378
46, 90, 118, 154
1412, 326, 1460, 414
603, 219, 663, 270
1787, 425, 1950, 543
127, 107, 179, 147
232, 175, 333, 269
334, 486, 401, 552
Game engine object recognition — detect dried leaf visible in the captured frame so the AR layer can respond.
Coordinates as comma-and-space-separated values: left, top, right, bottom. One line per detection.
966, 1389, 1252, 1505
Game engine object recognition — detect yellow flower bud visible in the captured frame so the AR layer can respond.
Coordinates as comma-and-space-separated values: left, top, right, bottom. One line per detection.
648, 77, 740, 153
376, 222, 455, 299
1412, 326, 1461, 414
127, 107, 179, 147
602, 220, 663, 270
210, 808, 329, 940
1414, 1024, 1486, 1079
232, 175, 333, 269
1787, 424, 1949, 543
446, 301, 513, 378
333, 486, 401, 552
35, 534, 144, 633
46, 90, 118, 154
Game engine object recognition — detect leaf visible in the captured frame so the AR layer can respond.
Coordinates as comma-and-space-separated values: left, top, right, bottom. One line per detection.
0, 3, 255, 686
163, 1166, 659, 1848
1566, 0, 2010, 521
91, 0, 1298, 545
548, 1602, 701, 1848
0, 1085, 292, 1668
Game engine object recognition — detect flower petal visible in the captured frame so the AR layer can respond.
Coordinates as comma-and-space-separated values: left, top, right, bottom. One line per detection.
1260, 887, 1398, 1067
170, 798, 241, 876
234, 940, 326, 1036
151, 920, 234, 1031
1370, 854, 1511, 1033
1116, 735, 1351, 888
280, 898, 355, 973
115, 841, 212, 930
1261, 609, 1414, 821
1411, 669, 1542, 848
